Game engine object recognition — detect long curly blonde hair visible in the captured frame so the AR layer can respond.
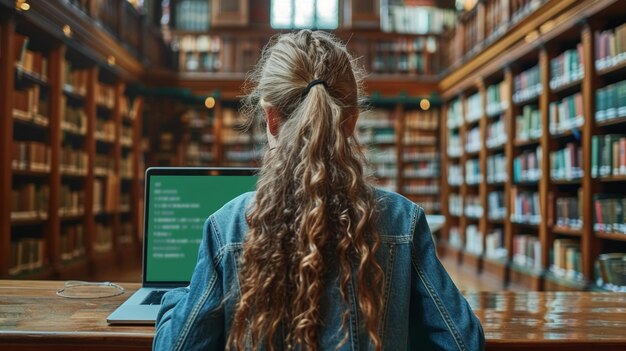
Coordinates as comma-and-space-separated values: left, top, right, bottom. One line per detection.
228, 30, 384, 351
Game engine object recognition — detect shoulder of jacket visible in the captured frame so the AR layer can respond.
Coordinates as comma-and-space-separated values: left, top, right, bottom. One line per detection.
374, 188, 422, 240
208, 191, 256, 248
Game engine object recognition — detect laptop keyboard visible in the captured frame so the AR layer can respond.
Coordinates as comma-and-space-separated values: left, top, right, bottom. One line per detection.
141, 290, 167, 305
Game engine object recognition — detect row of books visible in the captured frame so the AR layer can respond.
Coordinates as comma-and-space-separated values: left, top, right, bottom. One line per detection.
465, 126, 482, 153
221, 129, 253, 146
381, 5, 456, 35
404, 160, 439, 178
465, 92, 483, 123
179, 47, 221, 72
594, 24, 626, 71
449, 226, 463, 249
367, 147, 397, 164
178, 34, 221, 54
366, 37, 439, 54
120, 192, 131, 213
8, 237, 46, 276
122, 96, 140, 121
403, 148, 438, 162
14, 85, 48, 124
120, 156, 133, 179
14, 34, 48, 82
594, 195, 626, 234
60, 185, 84, 216
448, 164, 463, 186
120, 126, 133, 147
449, 194, 463, 217
511, 0, 546, 24
550, 239, 583, 281
515, 105, 541, 142
95, 119, 116, 143
465, 225, 483, 256
174, 0, 210, 31
486, 80, 509, 116
484, 0, 508, 39
404, 130, 436, 145
513, 65, 542, 104
370, 42, 434, 74
12, 142, 51, 172
60, 224, 86, 262
549, 93, 584, 136
553, 191, 582, 230
10, 184, 49, 221
487, 153, 507, 184
447, 98, 463, 129
486, 229, 507, 260
94, 154, 115, 176
405, 110, 439, 130
224, 146, 264, 164
550, 143, 583, 181
185, 143, 214, 166
591, 134, 626, 178
512, 234, 542, 271
510, 188, 541, 225
465, 158, 482, 185
93, 223, 113, 253
595, 80, 626, 123
93, 176, 120, 214
63, 61, 88, 96
549, 44, 584, 90
513, 146, 542, 183
60, 147, 88, 176
357, 109, 395, 129
486, 116, 506, 149
465, 195, 483, 218
488, 191, 506, 221
96, 83, 115, 109
61, 99, 87, 135
447, 132, 462, 157
178, 35, 264, 74
402, 180, 440, 195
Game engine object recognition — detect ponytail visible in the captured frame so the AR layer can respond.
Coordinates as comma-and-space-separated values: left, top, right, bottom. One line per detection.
228, 30, 383, 351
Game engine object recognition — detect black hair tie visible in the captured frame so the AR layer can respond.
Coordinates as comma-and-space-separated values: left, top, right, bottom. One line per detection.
301, 79, 328, 97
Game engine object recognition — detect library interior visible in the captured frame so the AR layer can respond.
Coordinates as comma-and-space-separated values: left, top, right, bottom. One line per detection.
1, 0, 626, 349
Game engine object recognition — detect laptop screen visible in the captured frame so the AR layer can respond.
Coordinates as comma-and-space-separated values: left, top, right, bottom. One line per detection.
144, 168, 258, 285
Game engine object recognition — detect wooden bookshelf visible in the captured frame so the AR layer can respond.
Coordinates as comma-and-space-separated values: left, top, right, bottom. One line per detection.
0, 8, 145, 279
441, 0, 626, 291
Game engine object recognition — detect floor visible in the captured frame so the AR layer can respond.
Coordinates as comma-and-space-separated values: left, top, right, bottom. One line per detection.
93, 253, 527, 292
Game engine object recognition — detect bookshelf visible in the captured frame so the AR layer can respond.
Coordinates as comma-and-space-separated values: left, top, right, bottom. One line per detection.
0, 11, 145, 280
440, 0, 626, 291
354, 100, 441, 214
172, 29, 446, 82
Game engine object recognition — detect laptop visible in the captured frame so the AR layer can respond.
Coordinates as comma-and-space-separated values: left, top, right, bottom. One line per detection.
107, 167, 258, 324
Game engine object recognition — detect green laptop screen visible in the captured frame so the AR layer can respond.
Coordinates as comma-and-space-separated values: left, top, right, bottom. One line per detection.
146, 175, 257, 282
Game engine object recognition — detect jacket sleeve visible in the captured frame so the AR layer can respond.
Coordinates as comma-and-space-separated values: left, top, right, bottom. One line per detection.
409, 206, 485, 351
153, 217, 225, 351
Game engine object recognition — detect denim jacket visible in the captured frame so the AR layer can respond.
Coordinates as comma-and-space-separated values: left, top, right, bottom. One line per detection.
154, 189, 485, 350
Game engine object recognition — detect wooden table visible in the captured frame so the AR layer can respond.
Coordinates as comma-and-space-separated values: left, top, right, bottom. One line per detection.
1, 281, 626, 350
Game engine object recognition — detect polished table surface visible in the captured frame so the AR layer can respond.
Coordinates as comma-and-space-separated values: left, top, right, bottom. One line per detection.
1, 280, 626, 350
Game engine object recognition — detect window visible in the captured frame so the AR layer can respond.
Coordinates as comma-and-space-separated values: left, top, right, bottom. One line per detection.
271, 0, 338, 30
